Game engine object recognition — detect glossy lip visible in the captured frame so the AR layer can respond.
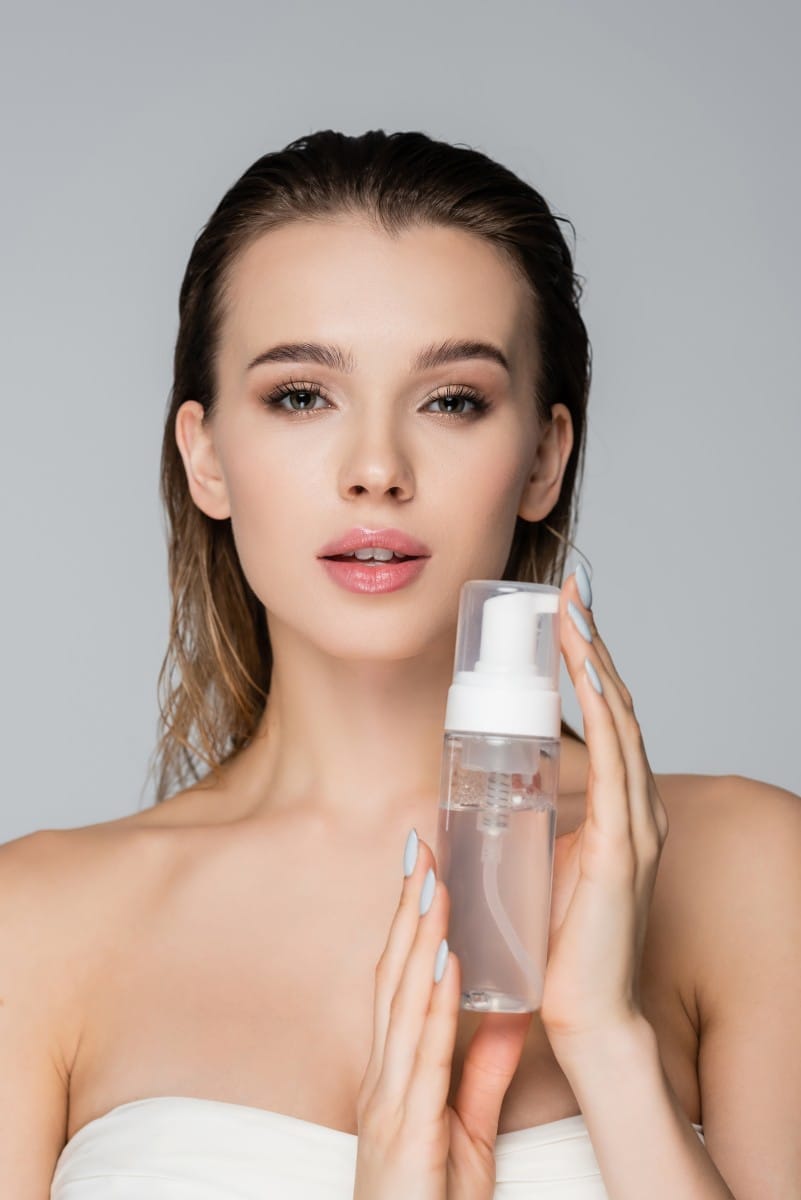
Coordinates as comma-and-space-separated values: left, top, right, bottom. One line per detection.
317, 526, 431, 558
320, 556, 429, 594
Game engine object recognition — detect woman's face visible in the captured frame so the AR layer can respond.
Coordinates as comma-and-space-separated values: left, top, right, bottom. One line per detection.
176, 217, 572, 660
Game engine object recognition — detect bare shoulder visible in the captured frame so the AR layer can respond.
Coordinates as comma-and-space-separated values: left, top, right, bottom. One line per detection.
0, 777, 255, 1021
657, 769, 801, 998
0, 819, 175, 1190
652, 769, 801, 943
651, 771, 801, 1192
0, 813, 181, 1078
0, 782, 220, 949
649, 770, 801, 976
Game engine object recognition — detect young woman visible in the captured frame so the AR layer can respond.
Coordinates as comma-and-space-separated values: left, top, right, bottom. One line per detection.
3, 130, 798, 1199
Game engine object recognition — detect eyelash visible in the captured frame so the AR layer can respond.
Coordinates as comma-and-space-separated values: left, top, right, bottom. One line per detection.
259, 377, 492, 421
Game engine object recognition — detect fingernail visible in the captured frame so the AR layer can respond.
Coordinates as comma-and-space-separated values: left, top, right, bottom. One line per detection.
403, 828, 419, 877
420, 867, 436, 915
434, 937, 449, 983
567, 599, 593, 643
575, 563, 593, 609
585, 657, 604, 694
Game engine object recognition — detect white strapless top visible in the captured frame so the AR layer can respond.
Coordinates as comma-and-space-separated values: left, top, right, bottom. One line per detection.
50, 1095, 705, 1198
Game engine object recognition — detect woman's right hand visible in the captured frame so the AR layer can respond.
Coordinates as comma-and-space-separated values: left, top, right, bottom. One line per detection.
353, 830, 530, 1200
353, 829, 457, 1199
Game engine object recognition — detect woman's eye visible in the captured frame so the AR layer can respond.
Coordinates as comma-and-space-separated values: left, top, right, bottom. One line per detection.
261, 385, 331, 414
425, 390, 490, 418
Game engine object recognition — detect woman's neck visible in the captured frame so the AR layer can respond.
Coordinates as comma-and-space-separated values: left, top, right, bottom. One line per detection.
220, 617, 591, 833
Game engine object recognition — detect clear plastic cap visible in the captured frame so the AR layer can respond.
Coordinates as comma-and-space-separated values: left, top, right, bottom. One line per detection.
444, 580, 561, 739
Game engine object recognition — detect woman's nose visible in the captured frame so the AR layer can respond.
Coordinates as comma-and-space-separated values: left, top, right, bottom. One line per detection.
337, 422, 415, 501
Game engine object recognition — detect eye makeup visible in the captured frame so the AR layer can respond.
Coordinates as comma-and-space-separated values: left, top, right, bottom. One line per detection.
258, 376, 493, 421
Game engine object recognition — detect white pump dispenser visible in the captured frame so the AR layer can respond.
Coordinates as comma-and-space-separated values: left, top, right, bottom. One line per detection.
437, 580, 562, 1012
446, 585, 561, 753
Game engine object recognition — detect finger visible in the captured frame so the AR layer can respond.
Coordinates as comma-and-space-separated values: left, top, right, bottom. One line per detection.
450, 1012, 532, 1149
576, 625, 668, 973
581, 639, 664, 869
405, 936, 462, 1129
560, 580, 630, 847
568, 573, 658, 798
379, 861, 452, 1099
568, 571, 635, 712
364, 833, 439, 1094
567, 569, 664, 822
566, 573, 668, 856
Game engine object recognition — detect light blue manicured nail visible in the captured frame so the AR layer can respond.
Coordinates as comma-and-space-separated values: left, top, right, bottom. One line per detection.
567, 600, 593, 643
403, 828, 419, 877
575, 562, 593, 609
585, 657, 604, 695
434, 937, 449, 983
420, 867, 436, 915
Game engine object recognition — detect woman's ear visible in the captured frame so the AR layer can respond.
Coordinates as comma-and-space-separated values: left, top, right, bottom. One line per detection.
517, 403, 574, 522
174, 401, 232, 520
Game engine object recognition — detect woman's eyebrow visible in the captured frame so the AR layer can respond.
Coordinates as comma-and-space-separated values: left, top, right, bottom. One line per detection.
245, 338, 510, 375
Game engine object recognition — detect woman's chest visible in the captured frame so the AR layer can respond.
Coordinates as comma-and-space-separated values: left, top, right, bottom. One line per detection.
66, 781, 703, 1143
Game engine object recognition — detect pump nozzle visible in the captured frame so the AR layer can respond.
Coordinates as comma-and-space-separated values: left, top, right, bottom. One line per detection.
475, 589, 560, 681
445, 580, 561, 742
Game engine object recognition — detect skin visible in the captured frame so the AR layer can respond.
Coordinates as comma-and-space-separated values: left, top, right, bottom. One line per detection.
174, 216, 577, 842
10, 214, 797, 1199
158, 217, 726, 1196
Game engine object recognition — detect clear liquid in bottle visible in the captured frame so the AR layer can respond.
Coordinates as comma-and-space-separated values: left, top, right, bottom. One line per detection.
436, 732, 558, 1012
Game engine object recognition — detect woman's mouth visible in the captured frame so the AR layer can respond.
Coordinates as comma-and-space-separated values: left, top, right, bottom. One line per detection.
320, 552, 429, 594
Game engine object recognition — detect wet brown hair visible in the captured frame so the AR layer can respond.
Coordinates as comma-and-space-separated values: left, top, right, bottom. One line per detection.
144, 129, 592, 807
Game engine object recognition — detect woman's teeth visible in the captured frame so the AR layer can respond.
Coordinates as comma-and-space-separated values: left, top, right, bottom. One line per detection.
332, 548, 411, 562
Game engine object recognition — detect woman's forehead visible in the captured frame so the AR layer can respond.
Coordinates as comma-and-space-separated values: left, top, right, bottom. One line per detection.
221, 219, 536, 380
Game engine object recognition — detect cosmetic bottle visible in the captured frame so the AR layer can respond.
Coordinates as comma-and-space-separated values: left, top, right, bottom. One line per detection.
436, 580, 561, 1013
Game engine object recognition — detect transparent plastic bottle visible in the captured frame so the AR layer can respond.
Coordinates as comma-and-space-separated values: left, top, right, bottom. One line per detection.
436, 580, 561, 1013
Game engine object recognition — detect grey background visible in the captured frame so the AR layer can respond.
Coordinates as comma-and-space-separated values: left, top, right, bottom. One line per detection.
1, 0, 798, 845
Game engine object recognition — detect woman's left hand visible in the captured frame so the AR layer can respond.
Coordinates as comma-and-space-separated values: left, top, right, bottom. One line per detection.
539, 567, 670, 1060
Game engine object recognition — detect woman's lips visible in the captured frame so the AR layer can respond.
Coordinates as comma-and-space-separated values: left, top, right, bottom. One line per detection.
316, 527, 431, 557
319, 555, 429, 594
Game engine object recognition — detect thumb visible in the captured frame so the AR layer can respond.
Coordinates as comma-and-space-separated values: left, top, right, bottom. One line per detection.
451, 1011, 532, 1147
